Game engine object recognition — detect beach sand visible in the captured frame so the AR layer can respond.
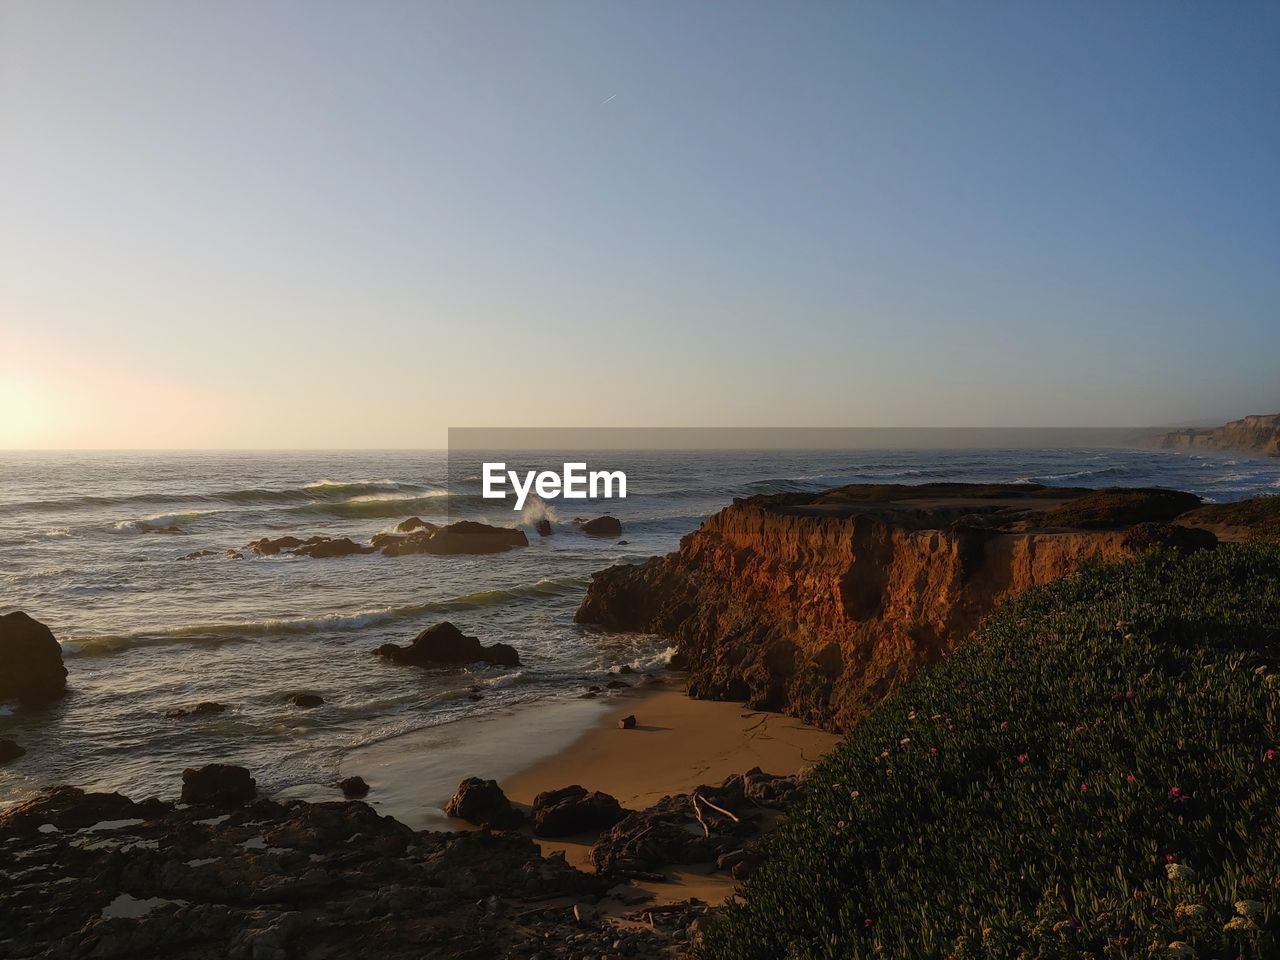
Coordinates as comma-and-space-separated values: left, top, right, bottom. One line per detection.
340, 675, 840, 907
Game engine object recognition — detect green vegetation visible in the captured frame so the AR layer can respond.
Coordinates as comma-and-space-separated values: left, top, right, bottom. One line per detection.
701, 544, 1280, 959
1042, 488, 1202, 529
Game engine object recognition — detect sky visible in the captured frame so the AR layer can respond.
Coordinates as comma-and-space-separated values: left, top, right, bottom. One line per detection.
2, 1, 1277, 449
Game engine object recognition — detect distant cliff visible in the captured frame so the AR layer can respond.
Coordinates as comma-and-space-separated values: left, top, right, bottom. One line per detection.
1158, 414, 1280, 457
576, 483, 1232, 731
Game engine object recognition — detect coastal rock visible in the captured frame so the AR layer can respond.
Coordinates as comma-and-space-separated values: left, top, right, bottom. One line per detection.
1158, 413, 1280, 457
535, 518, 553, 537
375, 521, 528, 556
165, 701, 228, 719
580, 516, 623, 538
289, 692, 324, 708
180, 764, 257, 807
247, 535, 376, 558
531, 785, 626, 838
376, 621, 520, 668
0, 785, 170, 834
396, 516, 437, 533
0, 785, 623, 960
575, 483, 1230, 730
0, 610, 68, 705
338, 776, 370, 798
444, 777, 525, 829
618, 714, 637, 728
0, 738, 26, 763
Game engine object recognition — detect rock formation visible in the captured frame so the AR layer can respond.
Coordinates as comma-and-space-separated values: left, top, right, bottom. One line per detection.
579, 516, 623, 537
575, 483, 1243, 731
372, 520, 528, 556
1158, 413, 1280, 457
180, 764, 257, 808
531, 785, 627, 838
444, 777, 525, 829
0, 610, 68, 705
247, 535, 376, 558
375, 621, 520, 668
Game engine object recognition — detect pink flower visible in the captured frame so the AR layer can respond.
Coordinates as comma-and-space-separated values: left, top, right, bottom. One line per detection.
999, 720, 1009, 730
863, 918, 874, 928
1169, 786, 1183, 799
929, 747, 939, 756
849, 789, 860, 800
1125, 774, 1137, 784
1081, 783, 1089, 793
1264, 749, 1276, 762
1165, 853, 1176, 863
1017, 753, 1029, 764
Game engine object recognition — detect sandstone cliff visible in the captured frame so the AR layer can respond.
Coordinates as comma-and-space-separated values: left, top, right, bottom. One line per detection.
576, 483, 1228, 731
1158, 413, 1280, 457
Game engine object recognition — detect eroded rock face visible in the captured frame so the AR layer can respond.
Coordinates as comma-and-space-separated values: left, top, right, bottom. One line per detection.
1159, 413, 1280, 457
576, 483, 1226, 731
0, 610, 68, 705
375, 622, 520, 669
444, 777, 525, 829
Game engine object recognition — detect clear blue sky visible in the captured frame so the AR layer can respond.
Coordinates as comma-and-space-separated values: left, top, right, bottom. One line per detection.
2, 1, 1277, 447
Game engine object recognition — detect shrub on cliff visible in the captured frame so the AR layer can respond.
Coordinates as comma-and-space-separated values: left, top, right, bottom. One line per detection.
1043, 487, 1202, 528
700, 543, 1280, 960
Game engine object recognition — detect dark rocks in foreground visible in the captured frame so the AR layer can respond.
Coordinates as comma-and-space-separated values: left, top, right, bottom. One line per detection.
180, 764, 257, 808
376, 621, 520, 668
0, 738, 26, 763
531, 785, 626, 838
0, 785, 643, 960
0, 610, 68, 705
338, 776, 370, 798
444, 777, 525, 829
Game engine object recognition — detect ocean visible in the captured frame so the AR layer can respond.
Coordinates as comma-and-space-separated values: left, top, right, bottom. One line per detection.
2, 446, 1278, 810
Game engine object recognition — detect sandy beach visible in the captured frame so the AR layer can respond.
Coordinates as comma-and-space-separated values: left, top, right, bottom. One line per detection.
340, 675, 840, 905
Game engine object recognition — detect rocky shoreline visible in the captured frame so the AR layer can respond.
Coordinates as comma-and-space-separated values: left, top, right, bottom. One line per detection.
0, 758, 804, 959
1157, 412, 1280, 457
574, 483, 1275, 731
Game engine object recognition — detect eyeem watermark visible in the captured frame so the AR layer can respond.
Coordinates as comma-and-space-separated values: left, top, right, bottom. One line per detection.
482, 462, 627, 510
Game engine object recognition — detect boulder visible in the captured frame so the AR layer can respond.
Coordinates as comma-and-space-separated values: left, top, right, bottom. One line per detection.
606, 679, 631, 689
165, 701, 227, 719
0, 738, 25, 763
535, 519, 553, 537
396, 517, 437, 533
0, 611, 68, 705
444, 777, 525, 829
531, 785, 626, 838
290, 693, 324, 708
376, 622, 520, 668
338, 776, 370, 798
180, 764, 256, 807
375, 521, 527, 557
618, 714, 637, 729
580, 516, 623, 538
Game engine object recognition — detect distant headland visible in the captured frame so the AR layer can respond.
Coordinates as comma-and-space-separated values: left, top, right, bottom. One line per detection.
1157, 413, 1280, 457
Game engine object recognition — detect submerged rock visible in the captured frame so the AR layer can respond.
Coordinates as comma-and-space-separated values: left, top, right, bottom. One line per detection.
0, 610, 68, 705
165, 701, 228, 719
0, 738, 26, 763
180, 764, 256, 808
376, 621, 520, 668
444, 777, 525, 829
531, 785, 626, 838
289, 692, 324, 708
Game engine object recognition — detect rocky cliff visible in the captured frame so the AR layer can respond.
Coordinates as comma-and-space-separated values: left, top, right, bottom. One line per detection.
1158, 413, 1280, 457
576, 483, 1227, 731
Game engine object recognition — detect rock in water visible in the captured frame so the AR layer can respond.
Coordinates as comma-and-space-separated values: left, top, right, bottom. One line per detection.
0, 611, 68, 705
290, 692, 324, 708
580, 516, 623, 537
165, 701, 228, 719
338, 776, 370, 798
444, 777, 525, 828
376, 621, 520, 668
0, 739, 26, 763
180, 764, 256, 807
531, 785, 626, 837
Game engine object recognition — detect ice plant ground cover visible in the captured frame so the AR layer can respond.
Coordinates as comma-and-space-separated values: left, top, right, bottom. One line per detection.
700, 543, 1280, 959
